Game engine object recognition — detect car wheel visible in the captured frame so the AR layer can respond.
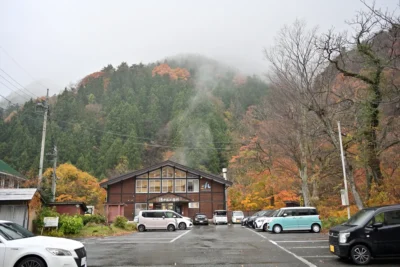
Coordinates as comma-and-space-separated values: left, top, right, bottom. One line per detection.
311, 224, 321, 233
138, 224, 145, 232
178, 222, 187, 230
167, 224, 176, 232
263, 224, 268, 232
273, 224, 282, 234
350, 244, 371, 265
17, 256, 46, 267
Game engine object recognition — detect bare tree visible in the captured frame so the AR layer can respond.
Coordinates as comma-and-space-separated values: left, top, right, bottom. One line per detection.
319, 1, 400, 191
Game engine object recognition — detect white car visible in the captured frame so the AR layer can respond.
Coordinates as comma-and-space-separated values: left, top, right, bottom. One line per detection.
213, 210, 228, 225
0, 220, 87, 267
231, 211, 244, 224
254, 210, 279, 231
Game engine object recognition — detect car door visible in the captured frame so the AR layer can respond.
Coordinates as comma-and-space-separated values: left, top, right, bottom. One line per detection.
0, 239, 5, 267
153, 211, 166, 229
297, 209, 310, 229
366, 209, 400, 256
281, 209, 298, 230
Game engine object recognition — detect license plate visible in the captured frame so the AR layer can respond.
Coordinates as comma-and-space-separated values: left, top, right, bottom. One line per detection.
81, 257, 87, 267
330, 245, 334, 253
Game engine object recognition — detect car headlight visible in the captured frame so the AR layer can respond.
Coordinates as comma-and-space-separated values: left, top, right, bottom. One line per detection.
339, 233, 350, 244
46, 248, 72, 256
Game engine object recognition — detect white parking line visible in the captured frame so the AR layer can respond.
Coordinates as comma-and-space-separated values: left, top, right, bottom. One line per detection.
288, 246, 327, 249
301, 256, 337, 258
273, 240, 328, 243
170, 230, 191, 243
246, 229, 317, 267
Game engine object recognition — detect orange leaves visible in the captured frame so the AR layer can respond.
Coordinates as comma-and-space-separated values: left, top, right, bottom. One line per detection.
79, 71, 105, 87
43, 163, 106, 212
152, 63, 190, 81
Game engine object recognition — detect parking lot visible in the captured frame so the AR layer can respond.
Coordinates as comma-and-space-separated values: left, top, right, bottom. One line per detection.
83, 225, 400, 267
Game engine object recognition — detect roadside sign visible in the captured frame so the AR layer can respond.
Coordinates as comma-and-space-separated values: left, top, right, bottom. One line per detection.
44, 217, 59, 227
340, 189, 348, 206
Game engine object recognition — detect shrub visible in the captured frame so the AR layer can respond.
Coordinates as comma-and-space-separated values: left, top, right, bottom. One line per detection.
114, 216, 128, 229
322, 216, 348, 230
60, 216, 84, 235
124, 222, 137, 231
46, 229, 65, 237
33, 207, 60, 233
80, 214, 106, 225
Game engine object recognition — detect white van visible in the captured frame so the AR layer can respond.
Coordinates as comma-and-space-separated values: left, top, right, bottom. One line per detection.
137, 210, 178, 232
171, 211, 193, 230
213, 210, 228, 225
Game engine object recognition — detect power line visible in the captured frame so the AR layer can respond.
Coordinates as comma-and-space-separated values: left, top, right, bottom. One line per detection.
0, 93, 14, 104
0, 79, 30, 101
0, 45, 47, 93
0, 69, 38, 98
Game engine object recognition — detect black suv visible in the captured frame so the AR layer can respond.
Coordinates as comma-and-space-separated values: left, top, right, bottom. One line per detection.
329, 204, 400, 265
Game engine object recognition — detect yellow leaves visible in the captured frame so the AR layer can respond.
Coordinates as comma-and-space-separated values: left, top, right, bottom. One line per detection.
152, 64, 190, 81
43, 163, 106, 212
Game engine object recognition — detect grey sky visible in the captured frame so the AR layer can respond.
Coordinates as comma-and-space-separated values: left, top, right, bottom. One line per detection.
0, 0, 398, 99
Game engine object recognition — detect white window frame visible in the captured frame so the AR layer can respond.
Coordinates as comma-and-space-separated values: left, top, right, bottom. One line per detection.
136, 180, 148, 193
162, 179, 173, 193
149, 179, 161, 193
174, 179, 186, 193
187, 179, 199, 193
135, 203, 147, 216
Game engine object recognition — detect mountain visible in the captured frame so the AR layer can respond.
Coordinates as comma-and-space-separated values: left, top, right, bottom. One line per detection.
0, 55, 269, 179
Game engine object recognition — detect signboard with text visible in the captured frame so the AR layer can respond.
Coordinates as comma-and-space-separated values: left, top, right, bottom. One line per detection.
44, 217, 59, 227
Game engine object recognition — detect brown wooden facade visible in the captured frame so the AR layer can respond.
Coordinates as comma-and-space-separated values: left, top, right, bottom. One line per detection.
100, 160, 232, 220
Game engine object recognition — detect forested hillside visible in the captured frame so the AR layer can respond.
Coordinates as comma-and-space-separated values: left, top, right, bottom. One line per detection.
0, 55, 268, 179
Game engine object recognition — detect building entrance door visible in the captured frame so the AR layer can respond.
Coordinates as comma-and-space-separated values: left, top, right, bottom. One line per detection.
175, 204, 182, 215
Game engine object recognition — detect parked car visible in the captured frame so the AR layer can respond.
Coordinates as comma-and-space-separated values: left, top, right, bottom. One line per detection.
248, 210, 275, 228
193, 213, 209, 225
137, 210, 178, 232
255, 210, 279, 231
266, 207, 321, 233
241, 216, 249, 227
0, 220, 87, 267
231, 211, 244, 224
171, 211, 193, 230
213, 210, 228, 225
329, 204, 400, 265
243, 211, 263, 227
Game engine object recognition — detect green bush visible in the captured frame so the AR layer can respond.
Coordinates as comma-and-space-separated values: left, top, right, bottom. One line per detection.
46, 229, 65, 237
60, 216, 84, 234
33, 207, 60, 232
80, 214, 107, 225
114, 216, 128, 229
124, 222, 137, 231
322, 216, 348, 230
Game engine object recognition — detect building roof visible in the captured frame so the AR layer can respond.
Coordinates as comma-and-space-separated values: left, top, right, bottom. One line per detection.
0, 188, 37, 201
48, 202, 88, 212
100, 160, 233, 187
0, 160, 26, 180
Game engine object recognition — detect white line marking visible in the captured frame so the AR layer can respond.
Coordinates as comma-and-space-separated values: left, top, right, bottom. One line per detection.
84, 241, 171, 244
287, 246, 328, 249
273, 240, 328, 243
170, 230, 191, 243
301, 256, 337, 258
246, 229, 317, 267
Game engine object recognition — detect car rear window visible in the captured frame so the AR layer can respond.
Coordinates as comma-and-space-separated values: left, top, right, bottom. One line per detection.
215, 211, 226, 216
233, 211, 243, 216
196, 214, 206, 218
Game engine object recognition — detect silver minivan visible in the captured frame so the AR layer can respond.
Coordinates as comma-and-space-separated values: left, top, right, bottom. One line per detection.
137, 210, 178, 232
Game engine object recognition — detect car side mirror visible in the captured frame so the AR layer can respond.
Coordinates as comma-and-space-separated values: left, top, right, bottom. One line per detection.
372, 222, 383, 228
173, 215, 177, 218
283, 213, 287, 217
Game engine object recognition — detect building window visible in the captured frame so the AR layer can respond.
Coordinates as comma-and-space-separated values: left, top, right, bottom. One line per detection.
174, 179, 186, 193
0, 178, 4, 188
136, 180, 148, 193
187, 179, 199, 192
135, 203, 147, 216
4, 178, 9, 188
175, 169, 186, 178
162, 167, 174, 178
137, 173, 148, 178
9, 179, 14, 188
149, 180, 161, 193
149, 169, 161, 178
162, 179, 173, 193
189, 202, 199, 208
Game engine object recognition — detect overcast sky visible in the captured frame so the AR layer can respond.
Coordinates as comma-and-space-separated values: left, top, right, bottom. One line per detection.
0, 0, 398, 99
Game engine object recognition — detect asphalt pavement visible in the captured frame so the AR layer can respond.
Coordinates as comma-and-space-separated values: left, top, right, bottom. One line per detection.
82, 224, 400, 267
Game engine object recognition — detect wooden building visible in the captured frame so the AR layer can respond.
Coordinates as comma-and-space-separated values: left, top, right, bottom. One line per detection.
100, 160, 232, 221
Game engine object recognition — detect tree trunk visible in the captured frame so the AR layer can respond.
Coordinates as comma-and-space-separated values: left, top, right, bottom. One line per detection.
346, 161, 364, 210
300, 166, 311, 206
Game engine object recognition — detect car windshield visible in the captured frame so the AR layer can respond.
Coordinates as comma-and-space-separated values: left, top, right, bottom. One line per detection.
233, 211, 243, 216
270, 210, 279, 217
215, 211, 226, 216
196, 214, 206, 218
0, 223, 34, 241
343, 209, 376, 226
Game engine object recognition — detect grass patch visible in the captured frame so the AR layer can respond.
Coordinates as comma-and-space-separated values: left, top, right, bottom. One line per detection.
321, 216, 348, 233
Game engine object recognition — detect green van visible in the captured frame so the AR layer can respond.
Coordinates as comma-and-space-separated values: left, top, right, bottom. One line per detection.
267, 207, 321, 234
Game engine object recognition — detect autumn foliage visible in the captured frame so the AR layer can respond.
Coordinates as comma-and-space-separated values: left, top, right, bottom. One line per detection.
42, 164, 106, 212
152, 63, 190, 80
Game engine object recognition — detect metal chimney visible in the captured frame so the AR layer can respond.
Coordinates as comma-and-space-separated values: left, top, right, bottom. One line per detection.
222, 168, 227, 180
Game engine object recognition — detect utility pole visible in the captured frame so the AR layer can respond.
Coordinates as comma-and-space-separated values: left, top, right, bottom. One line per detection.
338, 121, 351, 219
38, 89, 49, 189
51, 146, 57, 202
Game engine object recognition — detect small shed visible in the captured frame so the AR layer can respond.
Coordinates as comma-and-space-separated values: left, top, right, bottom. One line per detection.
0, 188, 42, 231
48, 202, 88, 215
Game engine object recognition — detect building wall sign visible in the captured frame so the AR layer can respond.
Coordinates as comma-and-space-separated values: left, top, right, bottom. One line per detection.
157, 197, 180, 202
201, 181, 211, 191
